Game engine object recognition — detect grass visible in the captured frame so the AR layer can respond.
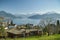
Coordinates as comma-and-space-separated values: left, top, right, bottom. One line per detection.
1, 34, 60, 40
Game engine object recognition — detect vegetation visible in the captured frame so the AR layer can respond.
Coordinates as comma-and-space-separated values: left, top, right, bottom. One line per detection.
0, 25, 5, 36
0, 34, 60, 40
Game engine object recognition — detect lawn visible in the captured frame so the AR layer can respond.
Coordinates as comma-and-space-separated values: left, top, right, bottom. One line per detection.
1, 34, 60, 40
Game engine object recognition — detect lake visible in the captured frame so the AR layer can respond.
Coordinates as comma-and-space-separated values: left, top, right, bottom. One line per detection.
13, 18, 40, 25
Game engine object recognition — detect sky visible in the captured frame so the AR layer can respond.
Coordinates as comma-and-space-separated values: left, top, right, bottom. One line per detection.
0, 0, 60, 15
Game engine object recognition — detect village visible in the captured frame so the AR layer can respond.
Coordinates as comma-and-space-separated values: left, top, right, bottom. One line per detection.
0, 17, 60, 39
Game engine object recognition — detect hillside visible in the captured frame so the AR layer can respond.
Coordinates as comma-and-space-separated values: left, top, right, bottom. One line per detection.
28, 14, 42, 19
28, 12, 60, 19
0, 11, 16, 18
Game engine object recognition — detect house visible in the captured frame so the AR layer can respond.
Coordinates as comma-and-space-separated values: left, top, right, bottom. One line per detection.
29, 29, 43, 36
7, 20, 17, 29
7, 28, 26, 38
25, 24, 33, 29
7, 28, 43, 38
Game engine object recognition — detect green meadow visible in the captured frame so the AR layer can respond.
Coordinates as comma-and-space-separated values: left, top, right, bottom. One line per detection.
1, 34, 60, 40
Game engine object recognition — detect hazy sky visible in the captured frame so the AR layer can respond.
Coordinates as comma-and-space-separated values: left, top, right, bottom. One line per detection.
0, 0, 60, 15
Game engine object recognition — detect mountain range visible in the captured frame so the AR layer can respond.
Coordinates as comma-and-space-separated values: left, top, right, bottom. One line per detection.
28, 12, 60, 19
0, 11, 60, 20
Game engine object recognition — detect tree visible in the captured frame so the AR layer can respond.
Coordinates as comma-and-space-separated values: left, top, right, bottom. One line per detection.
39, 19, 47, 35
25, 24, 31, 29
43, 26, 47, 35
11, 20, 13, 25
56, 20, 60, 34
45, 18, 53, 36
33, 25, 40, 29
39, 19, 46, 28
0, 25, 5, 39
40, 18, 53, 36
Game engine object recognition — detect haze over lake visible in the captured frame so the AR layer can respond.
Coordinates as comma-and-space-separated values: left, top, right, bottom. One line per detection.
13, 18, 40, 25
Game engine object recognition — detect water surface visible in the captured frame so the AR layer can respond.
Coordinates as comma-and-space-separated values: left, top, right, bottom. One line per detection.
13, 18, 40, 25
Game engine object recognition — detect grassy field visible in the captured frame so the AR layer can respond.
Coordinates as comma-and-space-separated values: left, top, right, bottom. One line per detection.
1, 34, 60, 40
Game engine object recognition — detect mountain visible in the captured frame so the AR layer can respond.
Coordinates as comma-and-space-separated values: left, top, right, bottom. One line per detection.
1, 11, 60, 19
15, 14, 28, 18
28, 12, 60, 19
0, 11, 16, 18
42, 12, 60, 19
14, 13, 36, 18
28, 14, 42, 19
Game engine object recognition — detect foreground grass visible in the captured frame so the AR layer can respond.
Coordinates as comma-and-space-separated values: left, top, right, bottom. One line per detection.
1, 34, 60, 40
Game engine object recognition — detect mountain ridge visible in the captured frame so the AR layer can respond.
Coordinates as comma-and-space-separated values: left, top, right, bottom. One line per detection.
0, 11, 16, 18
28, 12, 60, 19
0, 11, 60, 19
